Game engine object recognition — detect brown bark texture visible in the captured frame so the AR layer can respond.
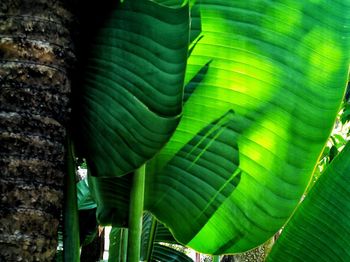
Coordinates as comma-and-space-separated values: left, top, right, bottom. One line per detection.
0, 0, 75, 260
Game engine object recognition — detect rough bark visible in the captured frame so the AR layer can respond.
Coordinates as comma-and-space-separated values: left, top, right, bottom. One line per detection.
0, 0, 75, 260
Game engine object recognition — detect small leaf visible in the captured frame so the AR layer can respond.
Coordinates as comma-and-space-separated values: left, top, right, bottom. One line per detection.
77, 178, 97, 210
333, 134, 346, 147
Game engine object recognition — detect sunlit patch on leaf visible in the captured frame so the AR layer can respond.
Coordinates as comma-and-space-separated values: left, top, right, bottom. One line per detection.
146, 110, 241, 244
146, 0, 350, 254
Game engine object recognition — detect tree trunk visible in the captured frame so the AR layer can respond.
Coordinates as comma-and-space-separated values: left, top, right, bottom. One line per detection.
0, 0, 75, 260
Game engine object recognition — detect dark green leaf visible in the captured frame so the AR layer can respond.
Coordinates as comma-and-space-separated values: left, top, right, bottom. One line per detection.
77, 178, 97, 210
109, 227, 121, 262
109, 214, 191, 262
55, 250, 63, 262
152, 244, 193, 262
79, 209, 98, 246
141, 212, 157, 262
155, 223, 177, 244
88, 174, 131, 227
75, 0, 189, 177
141, 212, 191, 262
108, 227, 128, 262
329, 145, 338, 162
189, 2, 202, 43
63, 140, 80, 261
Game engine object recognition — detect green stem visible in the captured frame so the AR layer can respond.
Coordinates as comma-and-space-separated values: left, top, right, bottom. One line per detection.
63, 137, 80, 261
146, 215, 158, 262
120, 228, 129, 262
127, 165, 146, 262
212, 255, 220, 262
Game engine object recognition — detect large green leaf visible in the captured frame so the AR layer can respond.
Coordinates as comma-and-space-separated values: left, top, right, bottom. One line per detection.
267, 142, 350, 261
88, 174, 131, 226
145, 0, 350, 254
75, 0, 189, 177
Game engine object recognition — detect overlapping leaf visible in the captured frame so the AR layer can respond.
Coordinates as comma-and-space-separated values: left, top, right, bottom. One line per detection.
77, 178, 97, 210
141, 212, 179, 261
88, 174, 131, 227
109, 227, 128, 262
75, 0, 189, 177
109, 213, 192, 262
267, 142, 350, 261
145, 0, 350, 254
151, 244, 193, 262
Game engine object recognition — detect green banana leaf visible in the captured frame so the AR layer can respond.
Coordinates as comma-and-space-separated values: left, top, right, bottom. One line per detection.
145, 0, 350, 254
75, 0, 350, 255
267, 142, 350, 261
77, 178, 99, 246
74, 0, 189, 177
77, 178, 97, 210
63, 140, 80, 261
87, 58, 212, 227
155, 220, 177, 245
78, 0, 194, 227
140, 212, 179, 261
141, 212, 157, 261
88, 174, 131, 226
151, 244, 193, 262
109, 213, 192, 262
79, 209, 99, 246
109, 227, 128, 262
57, 177, 97, 260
